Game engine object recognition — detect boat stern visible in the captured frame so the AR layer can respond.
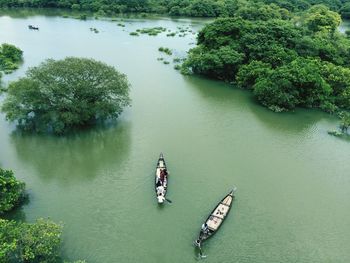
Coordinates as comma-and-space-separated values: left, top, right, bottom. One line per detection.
157, 195, 165, 204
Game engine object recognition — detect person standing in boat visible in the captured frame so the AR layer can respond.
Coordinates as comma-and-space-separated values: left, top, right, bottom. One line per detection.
160, 169, 165, 183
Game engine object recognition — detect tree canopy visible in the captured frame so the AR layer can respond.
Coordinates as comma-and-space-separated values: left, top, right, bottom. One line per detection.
182, 5, 350, 112
1, 57, 131, 134
1, 0, 350, 18
0, 218, 62, 263
0, 43, 23, 75
0, 168, 25, 214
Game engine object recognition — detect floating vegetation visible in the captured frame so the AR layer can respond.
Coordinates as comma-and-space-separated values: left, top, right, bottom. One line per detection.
166, 32, 176, 37
90, 27, 99, 33
173, 58, 182, 63
129, 32, 139, 36
157, 57, 164, 61
117, 23, 125, 27
158, 47, 172, 55
174, 64, 181, 70
136, 27, 167, 36
163, 61, 170, 65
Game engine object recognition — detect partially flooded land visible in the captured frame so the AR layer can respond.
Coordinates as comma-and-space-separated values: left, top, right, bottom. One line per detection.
0, 10, 350, 263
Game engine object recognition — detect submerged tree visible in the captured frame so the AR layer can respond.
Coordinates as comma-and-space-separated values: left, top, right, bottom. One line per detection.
0, 43, 23, 74
339, 111, 350, 134
1, 57, 131, 134
0, 168, 25, 214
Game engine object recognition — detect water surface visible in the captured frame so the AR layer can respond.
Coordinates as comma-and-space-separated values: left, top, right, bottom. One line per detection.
0, 12, 350, 263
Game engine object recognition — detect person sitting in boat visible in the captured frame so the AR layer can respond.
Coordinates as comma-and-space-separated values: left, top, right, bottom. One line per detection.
160, 169, 165, 182
157, 194, 165, 203
156, 185, 164, 196
156, 179, 162, 187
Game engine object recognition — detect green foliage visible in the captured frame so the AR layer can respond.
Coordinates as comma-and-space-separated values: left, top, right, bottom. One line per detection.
174, 64, 181, 70
0, 0, 349, 18
183, 5, 350, 112
1, 57, 131, 134
79, 14, 87, 20
158, 47, 172, 55
303, 4, 341, 33
339, 111, 350, 133
0, 218, 62, 263
137, 27, 166, 36
0, 168, 25, 214
129, 32, 139, 36
0, 43, 23, 74
340, 2, 350, 19
236, 61, 272, 90
253, 58, 332, 111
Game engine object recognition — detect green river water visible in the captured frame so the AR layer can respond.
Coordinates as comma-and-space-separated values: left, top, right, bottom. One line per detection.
0, 10, 350, 263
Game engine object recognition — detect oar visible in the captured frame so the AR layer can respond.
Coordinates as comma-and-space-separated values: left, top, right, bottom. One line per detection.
165, 198, 172, 203
198, 246, 207, 259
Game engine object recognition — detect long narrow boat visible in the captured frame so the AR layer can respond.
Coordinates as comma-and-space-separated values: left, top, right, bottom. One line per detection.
194, 189, 236, 248
155, 153, 169, 204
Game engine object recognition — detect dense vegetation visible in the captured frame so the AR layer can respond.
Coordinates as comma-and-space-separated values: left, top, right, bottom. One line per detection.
0, 43, 23, 75
0, 168, 85, 262
1, 57, 131, 134
182, 5, 350, 113
0, 218, 62, 263
0, 168, 25, 214
1, 0, 350, 18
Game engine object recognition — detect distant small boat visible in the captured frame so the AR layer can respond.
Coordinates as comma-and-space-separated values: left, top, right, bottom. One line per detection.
28, 25, 39, 30
194, 188, 236, 248
154, 153, 169, 204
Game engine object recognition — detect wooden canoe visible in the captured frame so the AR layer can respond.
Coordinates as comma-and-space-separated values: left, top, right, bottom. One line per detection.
194, 189, 236, 247
154, 153, 169, 204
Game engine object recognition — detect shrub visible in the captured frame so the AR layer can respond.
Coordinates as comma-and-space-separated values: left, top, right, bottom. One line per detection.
0, 168, 25, 214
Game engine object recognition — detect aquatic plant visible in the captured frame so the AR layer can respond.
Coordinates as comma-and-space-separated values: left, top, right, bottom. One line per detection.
158, 47, 172, 55
136, 27, 167, 36
129, 32, 139, 36
174, 64, 181, 70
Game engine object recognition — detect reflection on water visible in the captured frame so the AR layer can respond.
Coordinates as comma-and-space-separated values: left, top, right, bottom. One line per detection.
10, 122, 131, 184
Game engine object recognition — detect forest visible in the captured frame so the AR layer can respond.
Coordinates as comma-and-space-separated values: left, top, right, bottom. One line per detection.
1, 0, 350, 18
182, 4, 350, 114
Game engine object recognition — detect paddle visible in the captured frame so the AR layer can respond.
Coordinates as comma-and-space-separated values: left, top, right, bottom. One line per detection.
165, 198, 172, 203
198, 246, 207, 259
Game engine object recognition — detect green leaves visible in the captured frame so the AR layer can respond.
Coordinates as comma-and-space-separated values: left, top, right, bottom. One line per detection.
1, 57, 131, 134
0, 43, 23, 75
0, 218, 62, 263
182, 5, 350, 112
303, 5, 341, 33
0, 168, 25, 214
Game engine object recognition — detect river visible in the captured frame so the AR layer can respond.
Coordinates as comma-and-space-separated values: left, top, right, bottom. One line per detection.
0, 11, 350, 263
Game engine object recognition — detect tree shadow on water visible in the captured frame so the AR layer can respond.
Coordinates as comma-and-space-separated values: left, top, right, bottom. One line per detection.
249, 104, 329, 135
9, 122, 132, 185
